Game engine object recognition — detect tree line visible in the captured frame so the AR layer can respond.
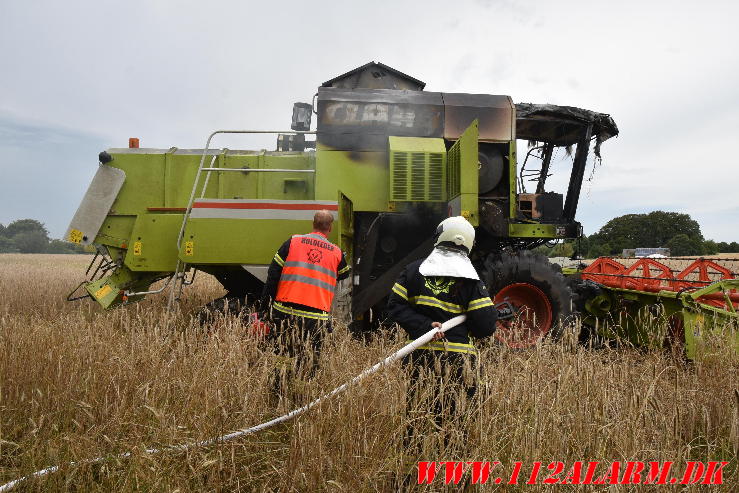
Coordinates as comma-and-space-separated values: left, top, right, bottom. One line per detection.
0, 219, 87, 254
538, 211, 738, 258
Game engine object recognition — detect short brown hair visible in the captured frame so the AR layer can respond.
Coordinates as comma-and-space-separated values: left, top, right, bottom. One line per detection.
313, 210, 334, 233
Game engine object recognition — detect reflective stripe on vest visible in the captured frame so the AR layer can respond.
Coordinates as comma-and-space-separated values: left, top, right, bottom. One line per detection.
275, 232, 342, 312
273, 301, 329, 321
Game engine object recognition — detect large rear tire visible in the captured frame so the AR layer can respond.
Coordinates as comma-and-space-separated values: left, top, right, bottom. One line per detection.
483, 251, 575, 348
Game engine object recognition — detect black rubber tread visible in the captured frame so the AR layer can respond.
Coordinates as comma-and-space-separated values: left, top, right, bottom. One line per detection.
483, 250, 575, 341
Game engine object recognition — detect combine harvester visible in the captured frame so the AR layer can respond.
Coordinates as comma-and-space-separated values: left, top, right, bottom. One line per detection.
65, 62, 737, 359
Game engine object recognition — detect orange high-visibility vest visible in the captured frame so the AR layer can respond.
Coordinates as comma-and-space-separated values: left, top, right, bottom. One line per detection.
275, 232, 342, 312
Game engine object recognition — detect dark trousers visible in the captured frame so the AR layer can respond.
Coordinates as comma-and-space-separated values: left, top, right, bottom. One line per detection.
402, 349, 478, 456
268, 312, 330, 399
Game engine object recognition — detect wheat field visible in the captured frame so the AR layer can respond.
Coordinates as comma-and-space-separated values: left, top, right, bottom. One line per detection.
0, 254, 737, 491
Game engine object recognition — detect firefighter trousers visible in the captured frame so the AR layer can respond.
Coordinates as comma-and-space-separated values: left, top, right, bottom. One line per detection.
402, 349, 478, 455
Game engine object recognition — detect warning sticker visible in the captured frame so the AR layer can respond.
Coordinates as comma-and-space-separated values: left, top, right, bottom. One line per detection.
94, 284, 113, 300
69, 229, 84, 244
133, 241, 142, 256
184, 241, 194, 256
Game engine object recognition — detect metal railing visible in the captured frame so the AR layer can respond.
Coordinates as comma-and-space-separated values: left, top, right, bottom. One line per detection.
176, 129, 316, 250
166, 130, 316, 310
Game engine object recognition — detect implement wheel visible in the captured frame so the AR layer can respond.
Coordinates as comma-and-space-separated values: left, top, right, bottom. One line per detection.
483, 251, 574, 348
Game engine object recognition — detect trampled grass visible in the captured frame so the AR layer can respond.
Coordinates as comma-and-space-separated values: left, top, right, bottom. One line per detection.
0, 254, 737, 491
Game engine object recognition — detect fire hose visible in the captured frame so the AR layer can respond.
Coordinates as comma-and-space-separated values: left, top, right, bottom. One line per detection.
0, 315, 469, 492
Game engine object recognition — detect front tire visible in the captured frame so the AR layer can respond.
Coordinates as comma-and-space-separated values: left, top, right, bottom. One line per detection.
483, 251, 575, 348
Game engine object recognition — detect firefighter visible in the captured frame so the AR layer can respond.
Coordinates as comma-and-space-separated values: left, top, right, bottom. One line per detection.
387, 216, 498, 451
260, 210, 351, 387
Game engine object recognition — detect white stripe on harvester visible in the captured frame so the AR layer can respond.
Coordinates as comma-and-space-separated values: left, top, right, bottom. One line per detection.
0, 316, 467, 492
189, 209, 339, 220
189, 199, 339, 220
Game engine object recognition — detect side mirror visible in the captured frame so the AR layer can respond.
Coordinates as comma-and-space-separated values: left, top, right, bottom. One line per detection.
291, 102, 313, 131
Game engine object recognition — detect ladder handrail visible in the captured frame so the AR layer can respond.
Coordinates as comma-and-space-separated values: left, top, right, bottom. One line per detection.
176, 129, 316, 250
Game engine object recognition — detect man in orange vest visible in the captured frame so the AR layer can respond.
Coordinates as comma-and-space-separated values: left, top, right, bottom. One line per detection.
261, 210, 350, 384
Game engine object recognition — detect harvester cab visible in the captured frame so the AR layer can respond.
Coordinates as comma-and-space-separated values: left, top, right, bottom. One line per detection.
65, 61, 619, 341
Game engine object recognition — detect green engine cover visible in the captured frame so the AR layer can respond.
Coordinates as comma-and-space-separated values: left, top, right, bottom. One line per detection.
388, 136, 447, 202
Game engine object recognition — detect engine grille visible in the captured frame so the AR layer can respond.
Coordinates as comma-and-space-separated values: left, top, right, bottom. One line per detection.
390, 150, 446, 202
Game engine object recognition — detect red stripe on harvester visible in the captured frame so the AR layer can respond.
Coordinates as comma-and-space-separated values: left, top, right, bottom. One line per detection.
192, 202, 338, 211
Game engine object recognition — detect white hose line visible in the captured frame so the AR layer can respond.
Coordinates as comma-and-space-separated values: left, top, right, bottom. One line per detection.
0, 315, 467, 492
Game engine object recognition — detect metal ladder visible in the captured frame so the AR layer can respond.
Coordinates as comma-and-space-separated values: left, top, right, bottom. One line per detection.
165, 129, 317, 310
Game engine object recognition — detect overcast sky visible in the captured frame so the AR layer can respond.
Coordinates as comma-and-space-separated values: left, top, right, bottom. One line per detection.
1, 0, 737, 241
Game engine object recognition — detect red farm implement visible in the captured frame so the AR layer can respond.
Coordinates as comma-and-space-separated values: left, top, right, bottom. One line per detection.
575, 257, 739, 358
583, 257, 739, 311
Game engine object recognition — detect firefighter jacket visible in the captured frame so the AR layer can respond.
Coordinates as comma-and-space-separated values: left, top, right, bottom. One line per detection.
387, 259, 497, 354
262, 231, 350, 318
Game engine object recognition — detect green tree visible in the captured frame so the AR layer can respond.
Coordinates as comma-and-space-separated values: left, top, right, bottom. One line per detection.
574, 236, 590, 258
702, 240, 719, 255
667, 234, 702, 256
12, 231, 48, 253
46, 239, 87, 254
549, 242, 574, 258
588, 211, 704, 257
0, 219, 53, 253
5, 219, 49, 240
0, 236, 18, 253
731, 242, 739, 253
533, 244, 552, 256
587, 242, 612, 258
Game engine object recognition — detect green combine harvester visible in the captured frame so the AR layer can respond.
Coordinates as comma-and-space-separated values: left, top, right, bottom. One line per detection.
66, 62, 737, 358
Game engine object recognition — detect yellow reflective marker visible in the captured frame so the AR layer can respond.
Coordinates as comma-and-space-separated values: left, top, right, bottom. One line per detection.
94, 285, 113, 300
184, 241, 194, 256
133, 241, 142, 256
68, 229, 83, 244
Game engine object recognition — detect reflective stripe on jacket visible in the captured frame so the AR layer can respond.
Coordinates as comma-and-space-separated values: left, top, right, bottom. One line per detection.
275, 232, 342, 312
387, 258, 498, 352
411, 340, 478, 354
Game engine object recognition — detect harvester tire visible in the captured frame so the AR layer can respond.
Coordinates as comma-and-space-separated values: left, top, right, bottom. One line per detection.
483, 251, 576, 347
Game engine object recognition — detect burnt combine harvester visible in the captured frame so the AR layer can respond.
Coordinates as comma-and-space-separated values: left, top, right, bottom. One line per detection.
66, 62, 737, 358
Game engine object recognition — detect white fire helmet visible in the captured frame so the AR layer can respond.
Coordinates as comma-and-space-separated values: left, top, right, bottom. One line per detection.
434, 216, 475, 253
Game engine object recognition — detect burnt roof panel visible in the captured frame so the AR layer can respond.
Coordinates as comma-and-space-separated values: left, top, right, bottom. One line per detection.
321, 61, 426, 90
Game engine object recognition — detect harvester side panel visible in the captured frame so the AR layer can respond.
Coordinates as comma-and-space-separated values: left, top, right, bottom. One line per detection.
164, 150, 212, 207
217, 152, 260, 200
124, 214, 183, 272
258, 153, 315, 200
179, 199, 339, 264
314, 150, 389, 212
109, 150, 169, 213
446, 120, 479, 225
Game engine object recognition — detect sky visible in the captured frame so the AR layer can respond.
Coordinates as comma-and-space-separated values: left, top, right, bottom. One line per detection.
1, 0, 737, 241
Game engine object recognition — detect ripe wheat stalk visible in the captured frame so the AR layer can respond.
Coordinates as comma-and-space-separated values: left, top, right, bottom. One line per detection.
0, 254, 737, 491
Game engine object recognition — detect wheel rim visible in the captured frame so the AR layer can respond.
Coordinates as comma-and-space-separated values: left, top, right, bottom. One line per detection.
493, 283, 553, 348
